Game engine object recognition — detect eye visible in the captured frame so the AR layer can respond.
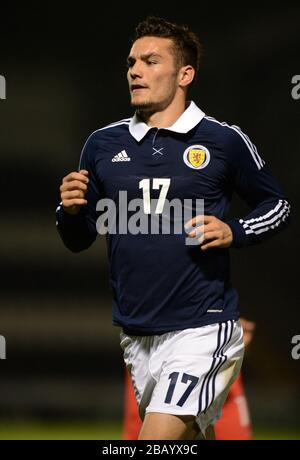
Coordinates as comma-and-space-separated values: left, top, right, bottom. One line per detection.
126, 59, 135, 68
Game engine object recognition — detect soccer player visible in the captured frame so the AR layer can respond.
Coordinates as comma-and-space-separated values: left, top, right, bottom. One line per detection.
123, 318, 255, 440
56, 17, 290, 440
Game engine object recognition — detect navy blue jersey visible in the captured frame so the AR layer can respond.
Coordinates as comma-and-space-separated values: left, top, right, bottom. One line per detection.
56, 102, 290, 334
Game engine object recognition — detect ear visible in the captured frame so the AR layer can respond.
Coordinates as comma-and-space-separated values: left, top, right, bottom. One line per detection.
178, 65, 195, 88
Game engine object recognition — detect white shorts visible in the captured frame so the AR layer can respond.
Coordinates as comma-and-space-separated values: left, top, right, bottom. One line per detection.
120, 320, 244, 435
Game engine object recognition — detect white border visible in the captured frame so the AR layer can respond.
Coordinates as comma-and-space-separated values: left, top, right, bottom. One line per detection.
183, 145, 211, 170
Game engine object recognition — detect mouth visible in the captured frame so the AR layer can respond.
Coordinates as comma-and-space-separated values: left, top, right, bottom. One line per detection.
131, 84, 147, 92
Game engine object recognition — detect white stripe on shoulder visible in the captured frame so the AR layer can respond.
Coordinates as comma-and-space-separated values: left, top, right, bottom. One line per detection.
205, 116, 265, 170
99, 120, 130, 131
78, 121, 130, 168
105, 118, 131, 127
232, 125, 265, 169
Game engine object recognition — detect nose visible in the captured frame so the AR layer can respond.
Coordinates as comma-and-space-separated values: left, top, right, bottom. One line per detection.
129, 60, 143, 79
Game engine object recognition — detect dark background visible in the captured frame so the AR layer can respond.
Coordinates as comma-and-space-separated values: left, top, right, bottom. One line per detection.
0, 3, 299, 435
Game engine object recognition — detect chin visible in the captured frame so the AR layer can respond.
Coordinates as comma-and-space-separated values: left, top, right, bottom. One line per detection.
131, 97, 151, 108
131, 98, 160, 113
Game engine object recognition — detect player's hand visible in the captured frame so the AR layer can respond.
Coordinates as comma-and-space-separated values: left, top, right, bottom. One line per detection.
60, 169, 89, 215
185, 215, 233, 251
240, 318, 256, 348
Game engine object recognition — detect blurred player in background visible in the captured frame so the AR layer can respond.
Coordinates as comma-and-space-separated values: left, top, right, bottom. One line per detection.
56, 16, 290, 439
123, 318, 255, 440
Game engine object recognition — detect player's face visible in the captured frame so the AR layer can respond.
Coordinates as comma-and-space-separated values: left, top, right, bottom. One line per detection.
127, 36, 180, 113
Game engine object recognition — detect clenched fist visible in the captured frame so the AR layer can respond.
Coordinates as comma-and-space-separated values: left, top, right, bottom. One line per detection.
185, 215, 233, 251
60, 169, 89, 215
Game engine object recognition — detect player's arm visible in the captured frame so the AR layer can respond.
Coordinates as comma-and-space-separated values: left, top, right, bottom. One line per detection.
224, 129, 291, 247
187, 129, 291, 250
56, 134, 101, 252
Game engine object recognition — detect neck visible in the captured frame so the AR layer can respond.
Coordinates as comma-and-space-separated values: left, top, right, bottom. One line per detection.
138, 95, 188, 129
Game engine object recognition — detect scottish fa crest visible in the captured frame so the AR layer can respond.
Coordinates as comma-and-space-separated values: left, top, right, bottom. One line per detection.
183, 145, 210, 169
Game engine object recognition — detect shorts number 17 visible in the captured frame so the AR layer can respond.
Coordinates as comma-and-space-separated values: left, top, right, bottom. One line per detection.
164, 372, 199, 407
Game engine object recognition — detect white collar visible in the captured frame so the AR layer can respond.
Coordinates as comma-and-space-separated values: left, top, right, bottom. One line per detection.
129, 101, 205, 142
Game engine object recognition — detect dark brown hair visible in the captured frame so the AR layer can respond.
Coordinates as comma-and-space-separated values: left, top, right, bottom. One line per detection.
132, 16, 202, 83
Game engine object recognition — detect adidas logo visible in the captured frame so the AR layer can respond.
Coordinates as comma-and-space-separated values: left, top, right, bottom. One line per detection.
112, 150, 131, 162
